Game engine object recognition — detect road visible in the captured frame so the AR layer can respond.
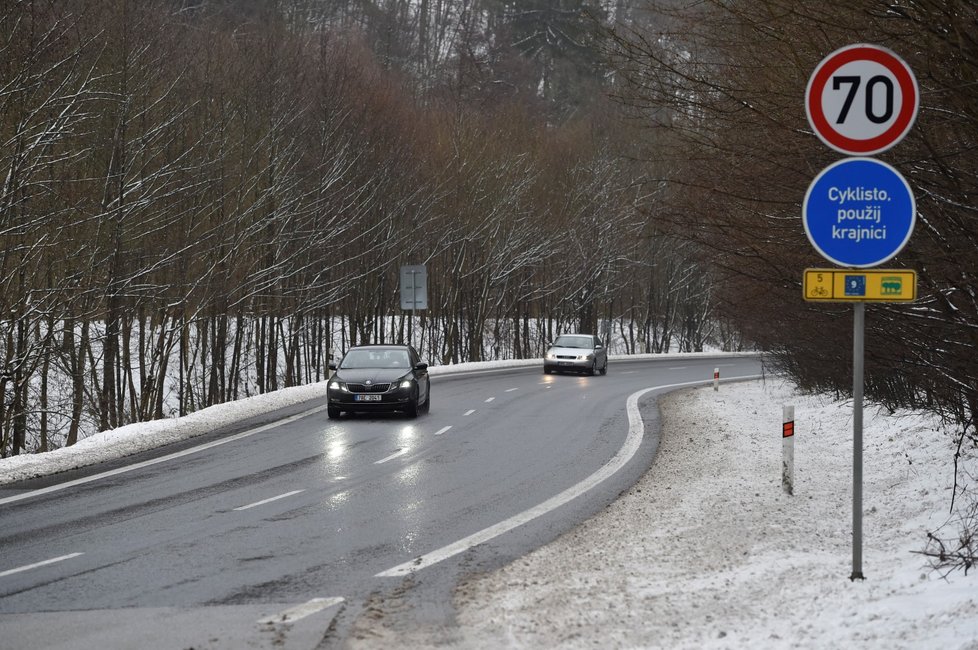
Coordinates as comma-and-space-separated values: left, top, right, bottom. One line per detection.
0, 355, 763, 649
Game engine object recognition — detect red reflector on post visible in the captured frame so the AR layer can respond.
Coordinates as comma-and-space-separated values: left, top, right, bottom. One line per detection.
783, 421, 795, 438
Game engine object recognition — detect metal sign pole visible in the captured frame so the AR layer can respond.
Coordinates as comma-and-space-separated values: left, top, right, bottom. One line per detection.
851, 302, 865, 580
411, 270, 417, 350
412, 275, 417, 351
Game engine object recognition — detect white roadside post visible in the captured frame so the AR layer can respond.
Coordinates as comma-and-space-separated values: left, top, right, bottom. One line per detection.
782, 405, 795, 495
713, 368, 719, 391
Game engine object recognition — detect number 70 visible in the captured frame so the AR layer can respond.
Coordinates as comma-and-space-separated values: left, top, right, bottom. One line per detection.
832, 75, 894, 125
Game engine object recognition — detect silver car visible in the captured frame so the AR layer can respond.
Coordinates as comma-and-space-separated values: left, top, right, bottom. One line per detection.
544, 334, 608, 375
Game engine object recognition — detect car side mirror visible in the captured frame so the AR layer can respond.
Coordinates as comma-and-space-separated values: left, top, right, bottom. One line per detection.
328, 362, 337, 371
415, 361, 429, 371
595, 344, 603, 349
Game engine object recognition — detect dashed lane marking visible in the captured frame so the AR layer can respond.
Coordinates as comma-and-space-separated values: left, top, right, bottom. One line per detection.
234, 490, 305, 511
375, 449, 408, 465
0, 553, 84, 578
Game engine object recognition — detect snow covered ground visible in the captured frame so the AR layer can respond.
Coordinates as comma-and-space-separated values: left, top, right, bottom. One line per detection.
2, 356, 976, 649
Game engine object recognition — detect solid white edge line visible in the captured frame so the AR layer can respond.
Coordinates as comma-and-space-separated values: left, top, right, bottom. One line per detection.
375, 449, 407, 465
0, 552, 84, 578
375, 374, 763, 577
0, 405, 331, 507
257, 597, 346, 625
434, 426, 452, 436
234, 490, 305, 512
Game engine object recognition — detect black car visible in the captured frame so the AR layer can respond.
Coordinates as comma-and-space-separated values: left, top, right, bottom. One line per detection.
327, 344, 430, 418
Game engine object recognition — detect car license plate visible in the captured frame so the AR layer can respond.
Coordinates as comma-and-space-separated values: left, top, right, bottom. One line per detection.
355, 394, 382, 402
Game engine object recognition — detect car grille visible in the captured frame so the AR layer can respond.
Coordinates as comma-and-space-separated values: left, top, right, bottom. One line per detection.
347, 383, 392, 393
556, 354, 579, 360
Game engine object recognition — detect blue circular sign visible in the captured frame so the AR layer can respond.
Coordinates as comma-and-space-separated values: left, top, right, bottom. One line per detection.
803, 157, 915, 268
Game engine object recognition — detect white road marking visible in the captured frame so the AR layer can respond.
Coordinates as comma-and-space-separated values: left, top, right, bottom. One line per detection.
434, 426, 452, 436
257, 597, 345, 625
0, 404, 331, 507
668, 366, 687, 370
463, 409, 476, 416
375, 449, 407, 464
376, 374, 764, 577
505, 388, 519, 393
485, 397, 495, 403
234, 490, 305, 511
0, 553, 84, 578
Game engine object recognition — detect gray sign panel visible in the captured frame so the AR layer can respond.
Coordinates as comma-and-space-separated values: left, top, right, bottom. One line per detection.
400, 264, 428, 310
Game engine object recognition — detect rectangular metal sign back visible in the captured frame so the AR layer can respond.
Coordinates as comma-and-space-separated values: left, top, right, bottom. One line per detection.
400, 264, 428, 310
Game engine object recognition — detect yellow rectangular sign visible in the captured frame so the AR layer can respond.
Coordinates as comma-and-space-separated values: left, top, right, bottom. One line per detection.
804, 269, 917, 302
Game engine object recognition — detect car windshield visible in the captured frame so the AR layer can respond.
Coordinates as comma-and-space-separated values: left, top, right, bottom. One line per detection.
340, 348, 411, 369
553, 336, 593, 349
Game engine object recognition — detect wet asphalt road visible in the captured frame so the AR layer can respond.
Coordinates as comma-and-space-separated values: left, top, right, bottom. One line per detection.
0, 355, 764, 649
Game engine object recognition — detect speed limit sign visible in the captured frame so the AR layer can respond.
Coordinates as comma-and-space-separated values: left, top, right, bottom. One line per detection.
806, 44, 919, 155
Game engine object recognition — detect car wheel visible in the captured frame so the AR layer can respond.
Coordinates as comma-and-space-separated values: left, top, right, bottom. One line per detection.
422, 391, 431, 413
600, 360, 608, 376
405, 392, 419, 418
327, 406, 341, 419
544, 367, 553, 374
588, 360, 597, 376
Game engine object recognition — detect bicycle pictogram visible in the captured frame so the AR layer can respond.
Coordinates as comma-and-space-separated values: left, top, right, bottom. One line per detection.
810, 285, 830, 298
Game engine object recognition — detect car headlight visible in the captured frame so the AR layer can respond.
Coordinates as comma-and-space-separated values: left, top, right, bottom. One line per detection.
329, 380, 348, 391
400, 378, 414, 389
546, 352, 556, 360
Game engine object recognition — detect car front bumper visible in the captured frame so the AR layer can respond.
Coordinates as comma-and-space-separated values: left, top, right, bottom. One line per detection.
544, 357, 595, 372
327, 387, 415, 412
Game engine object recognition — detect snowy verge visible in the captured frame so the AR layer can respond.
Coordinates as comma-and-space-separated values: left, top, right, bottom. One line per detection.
443, 378, 978, 649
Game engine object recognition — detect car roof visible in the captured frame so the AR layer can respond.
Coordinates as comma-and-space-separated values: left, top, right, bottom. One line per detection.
345, 344, 412, 351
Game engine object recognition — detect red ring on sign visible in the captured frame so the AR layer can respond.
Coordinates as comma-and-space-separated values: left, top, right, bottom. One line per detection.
806, 45, 918, 155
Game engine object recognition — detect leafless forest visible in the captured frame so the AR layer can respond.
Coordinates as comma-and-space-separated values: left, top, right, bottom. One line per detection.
1, 0, 723, 455
1, 1, 977, 567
